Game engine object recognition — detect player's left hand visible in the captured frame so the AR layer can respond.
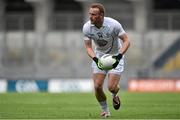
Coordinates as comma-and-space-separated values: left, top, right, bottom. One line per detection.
112, 53, 122, 68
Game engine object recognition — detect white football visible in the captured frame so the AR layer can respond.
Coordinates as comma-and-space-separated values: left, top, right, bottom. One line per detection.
100, 54, 116, 70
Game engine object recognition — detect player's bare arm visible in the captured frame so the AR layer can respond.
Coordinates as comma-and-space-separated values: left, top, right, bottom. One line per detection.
84, 40, 104, 70
84, 40, 96, 59
119, 33, 130, 55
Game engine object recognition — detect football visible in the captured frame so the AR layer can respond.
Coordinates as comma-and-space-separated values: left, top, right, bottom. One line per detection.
100, 54, 116, 70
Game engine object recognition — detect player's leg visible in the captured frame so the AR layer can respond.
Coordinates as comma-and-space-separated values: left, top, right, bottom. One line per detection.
107, 57, 124, 110
93, 73, 110, 117
108, 73, 121, 110
91, 53, 111, 117
93, 73, 106, 101
109, 56, 124, 110
108, 73, 120, 96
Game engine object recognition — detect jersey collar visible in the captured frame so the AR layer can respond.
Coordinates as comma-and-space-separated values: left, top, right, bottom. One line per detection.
90, 21, 106, 30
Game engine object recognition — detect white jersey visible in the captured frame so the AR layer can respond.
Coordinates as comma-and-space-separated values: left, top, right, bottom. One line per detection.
83, 17, 126, 55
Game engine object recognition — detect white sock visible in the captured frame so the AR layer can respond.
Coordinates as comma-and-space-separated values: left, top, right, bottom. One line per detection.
99, 101, 109, 112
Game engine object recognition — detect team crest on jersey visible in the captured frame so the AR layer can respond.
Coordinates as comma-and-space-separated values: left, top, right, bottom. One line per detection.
96, 32, 107, 47
97, 39, 108, 47
97, 32, 103, 39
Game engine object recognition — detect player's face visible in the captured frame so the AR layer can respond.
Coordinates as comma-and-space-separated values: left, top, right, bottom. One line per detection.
89, 8, 103, 26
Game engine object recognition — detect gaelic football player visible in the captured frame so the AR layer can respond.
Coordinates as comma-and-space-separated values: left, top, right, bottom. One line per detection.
83, 3, 130, 118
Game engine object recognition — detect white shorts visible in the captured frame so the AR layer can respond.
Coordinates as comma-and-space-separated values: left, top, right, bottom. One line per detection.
92, 52, 124, 75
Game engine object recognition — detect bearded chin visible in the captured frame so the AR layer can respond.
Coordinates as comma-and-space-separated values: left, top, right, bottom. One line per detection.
91, 21, 95, 24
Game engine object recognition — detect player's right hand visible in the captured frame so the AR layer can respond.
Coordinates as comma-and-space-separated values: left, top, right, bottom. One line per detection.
93, 57, 103, 70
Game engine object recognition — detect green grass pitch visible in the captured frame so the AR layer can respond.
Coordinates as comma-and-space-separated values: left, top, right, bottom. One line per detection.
0, 91, 180, 119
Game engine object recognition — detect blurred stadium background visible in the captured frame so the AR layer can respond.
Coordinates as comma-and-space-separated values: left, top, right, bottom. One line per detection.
0, 0, 179, 93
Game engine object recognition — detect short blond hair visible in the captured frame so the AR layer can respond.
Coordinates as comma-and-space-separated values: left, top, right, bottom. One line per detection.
90, 3, 105, 16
